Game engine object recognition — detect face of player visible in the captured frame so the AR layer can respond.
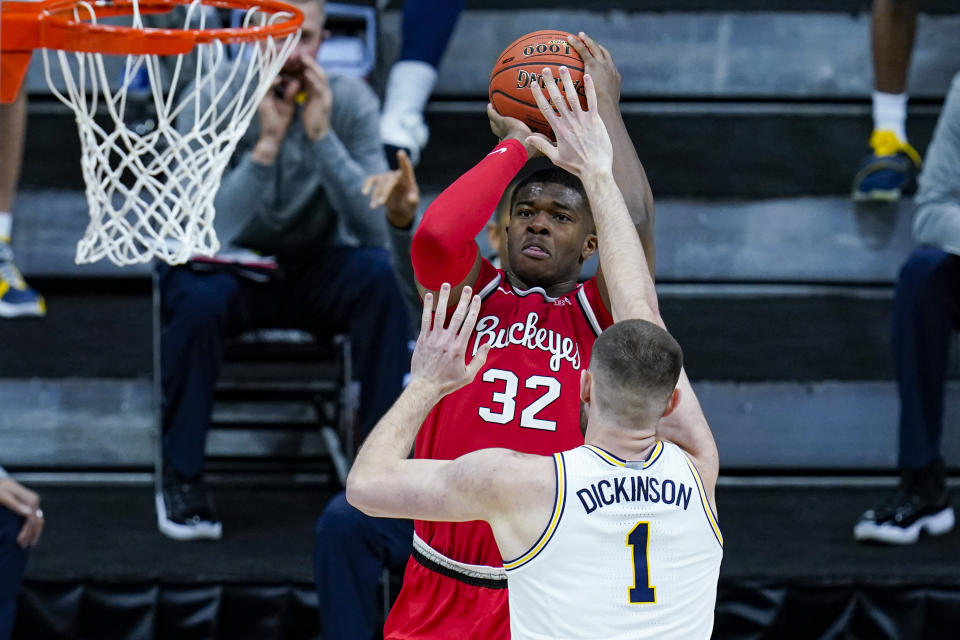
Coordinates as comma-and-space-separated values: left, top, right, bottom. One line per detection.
505, 182, 597, 293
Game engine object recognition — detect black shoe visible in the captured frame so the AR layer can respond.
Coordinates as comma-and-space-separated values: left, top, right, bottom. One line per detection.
854, 459, 954, 544
156, 464, 222, 541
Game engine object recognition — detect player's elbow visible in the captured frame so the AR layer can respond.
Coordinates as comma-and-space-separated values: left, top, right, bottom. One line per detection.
345, 469, 383, 517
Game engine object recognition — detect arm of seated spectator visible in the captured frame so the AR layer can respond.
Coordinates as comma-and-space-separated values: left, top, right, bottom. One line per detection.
308, 63, 390, 248
365, 149, 423, 334
912, 72, 960, 254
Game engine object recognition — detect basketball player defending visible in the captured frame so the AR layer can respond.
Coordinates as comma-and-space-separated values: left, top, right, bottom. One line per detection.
348, 69, 721, 638
382, 35, 719, 636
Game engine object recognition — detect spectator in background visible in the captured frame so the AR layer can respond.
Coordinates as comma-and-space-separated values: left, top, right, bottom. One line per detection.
854, 70, 960, 545
852, 0, 923, 202
0, 466, 44, 640
0, 90, 46, 318
156, 0, 408, 541
379, 0, 465, 167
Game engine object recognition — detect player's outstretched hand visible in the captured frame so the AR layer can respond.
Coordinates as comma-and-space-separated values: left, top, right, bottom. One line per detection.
487, 103, 546, 160
567, 32, 621, 106
527, 67, 613, 178
410, 284, 491, 397
362, 149, 420, 229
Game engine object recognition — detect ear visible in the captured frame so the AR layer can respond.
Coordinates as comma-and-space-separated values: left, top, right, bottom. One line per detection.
580, 369, 592, 404
661, 387, 681, 419
580, 232, 598, 264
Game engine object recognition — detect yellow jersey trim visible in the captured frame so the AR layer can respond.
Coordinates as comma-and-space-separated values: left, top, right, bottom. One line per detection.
681, 453, 723, 547
642, 441, 664, 469
504, 453, 567, 571
583, 442, 663, 469
583, 444, 625, 467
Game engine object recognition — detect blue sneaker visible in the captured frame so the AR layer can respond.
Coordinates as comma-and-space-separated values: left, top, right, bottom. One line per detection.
0, 241, 46, 318
852, 130, 923, 202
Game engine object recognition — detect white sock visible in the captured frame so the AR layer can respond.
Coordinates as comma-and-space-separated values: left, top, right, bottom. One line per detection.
0, 211, 11, 243
872, 91, 908, 142
382, 60, 438, 120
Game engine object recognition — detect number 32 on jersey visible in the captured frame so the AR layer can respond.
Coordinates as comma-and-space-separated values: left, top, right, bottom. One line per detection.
477, 368, 561, 431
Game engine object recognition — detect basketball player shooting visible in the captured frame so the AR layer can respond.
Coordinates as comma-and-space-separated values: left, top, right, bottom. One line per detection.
347, 70, 722, 638
379, 32, 720, 637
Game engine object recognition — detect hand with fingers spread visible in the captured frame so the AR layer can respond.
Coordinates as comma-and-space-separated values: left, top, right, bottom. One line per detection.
362, 149, 421, 229
527, 67, 614, 178
487, 103, 546, 160
0, 477, 44, 548
567, 32, 621, 106
410, 284, 491, 398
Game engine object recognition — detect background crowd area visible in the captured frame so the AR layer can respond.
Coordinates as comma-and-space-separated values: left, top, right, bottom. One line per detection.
2, 1, 960, 639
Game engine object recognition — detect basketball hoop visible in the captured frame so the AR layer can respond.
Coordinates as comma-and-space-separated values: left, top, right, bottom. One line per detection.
1, 0, 303, 265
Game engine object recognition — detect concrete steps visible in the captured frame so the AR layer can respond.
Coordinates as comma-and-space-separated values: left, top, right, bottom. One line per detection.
5, 378, 960, 471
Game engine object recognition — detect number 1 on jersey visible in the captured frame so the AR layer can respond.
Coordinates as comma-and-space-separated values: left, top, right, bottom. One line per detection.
627, 521, 656, 604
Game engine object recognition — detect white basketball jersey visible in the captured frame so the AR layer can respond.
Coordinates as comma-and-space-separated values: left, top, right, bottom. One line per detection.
504, 441, 723, 640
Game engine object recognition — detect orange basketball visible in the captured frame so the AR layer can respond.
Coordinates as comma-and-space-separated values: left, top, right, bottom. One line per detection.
489, 30, 586, 139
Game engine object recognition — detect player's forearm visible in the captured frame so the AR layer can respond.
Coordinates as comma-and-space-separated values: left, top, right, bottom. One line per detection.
597, 101, 657, 276
656, 368, 719, 505
411, 140, 527, 290
583, 170, 661, 324
346, 380, 442, 516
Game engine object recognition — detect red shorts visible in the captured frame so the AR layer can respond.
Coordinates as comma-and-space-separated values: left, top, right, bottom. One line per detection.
384, 555, 510, 639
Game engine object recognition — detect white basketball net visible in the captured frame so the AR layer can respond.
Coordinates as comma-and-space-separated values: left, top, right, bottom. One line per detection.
42, 0, 300, 265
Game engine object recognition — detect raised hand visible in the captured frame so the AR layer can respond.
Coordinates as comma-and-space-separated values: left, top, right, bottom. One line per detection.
362, 149, 421, 229
487, 103, 545, 160
526, 67, 614, 178
567, 32, 621, 106
252, 70, 301, 164
410, 284, 490, 397
300, 54, 334, 141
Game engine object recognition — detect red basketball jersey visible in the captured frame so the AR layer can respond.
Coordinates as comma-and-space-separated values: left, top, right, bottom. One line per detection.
385, 258, 613, 638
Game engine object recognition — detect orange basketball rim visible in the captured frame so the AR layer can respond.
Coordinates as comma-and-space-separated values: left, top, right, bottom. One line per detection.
0, 0, 304, 103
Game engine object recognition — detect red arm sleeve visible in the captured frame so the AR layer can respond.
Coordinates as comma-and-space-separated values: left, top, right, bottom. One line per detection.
411, 139, 528, 290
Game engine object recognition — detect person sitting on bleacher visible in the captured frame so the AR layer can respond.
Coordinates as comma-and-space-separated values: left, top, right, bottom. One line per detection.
0, 466, 44, 640
156, 0, 408, 541
855, 70, 960, 545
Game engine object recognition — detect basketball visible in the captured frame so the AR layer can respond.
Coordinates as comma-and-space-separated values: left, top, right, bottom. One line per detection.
489, 30, 587, 139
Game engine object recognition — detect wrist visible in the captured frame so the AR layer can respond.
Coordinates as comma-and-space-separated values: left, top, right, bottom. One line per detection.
496, 138, 530, 160
386, 209, 416, 230
306, 117, 331, 142
405, 377, 445, 402
306, 125, 330, 142
251, 138, 281, 165
581, 166, 616, 188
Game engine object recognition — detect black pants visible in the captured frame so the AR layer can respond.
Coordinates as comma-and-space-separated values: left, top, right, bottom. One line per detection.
0, 506, 27, 640
159, 246, 409, 477
893, 246, 960, 469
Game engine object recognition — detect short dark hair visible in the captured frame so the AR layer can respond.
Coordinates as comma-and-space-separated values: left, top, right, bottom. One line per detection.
509, 167, 592, 221
590, 320, 683, 423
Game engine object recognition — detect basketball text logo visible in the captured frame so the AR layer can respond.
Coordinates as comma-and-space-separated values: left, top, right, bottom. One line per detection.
471, 312, 581, 372
521, 40, 571, 57
514, 71, 587, 97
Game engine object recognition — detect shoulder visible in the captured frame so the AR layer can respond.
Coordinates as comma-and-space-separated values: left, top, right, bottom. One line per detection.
475, 258, 505, 298
576, 277, 614, 333
329, 73, 380, 111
